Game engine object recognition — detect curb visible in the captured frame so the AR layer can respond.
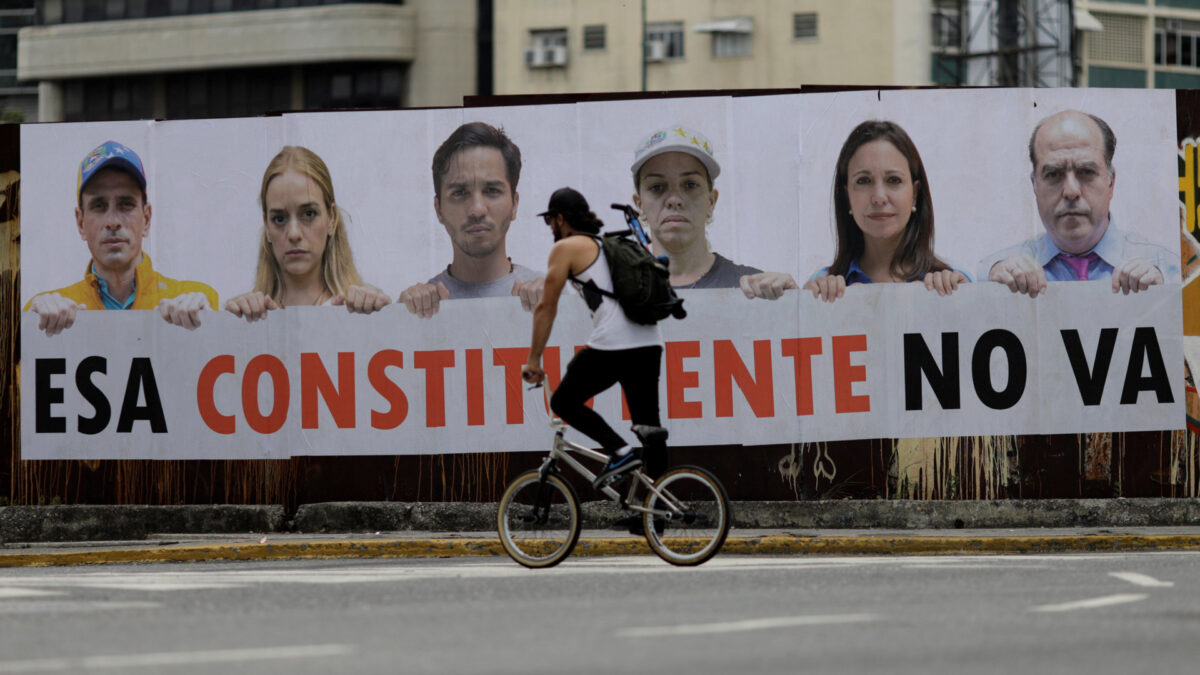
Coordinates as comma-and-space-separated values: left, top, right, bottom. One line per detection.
5, 498, 1200, 543
0, 505, 286, 543
4, 532, 1200, 568
722, 533, 1200, 556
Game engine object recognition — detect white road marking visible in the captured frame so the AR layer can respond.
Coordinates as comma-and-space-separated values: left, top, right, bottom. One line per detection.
0, 589, 62, 599
3, 553, 1196, 594
902, 559, 1041, 564
46, 582, 242, 592
0, 560, 853, 590
0, 644, 353, 673
0, 556, 1095, 591
615, 613, 879, 638
1109, 571, 1174, 587
0, 601, 161, 615
1031, 593, 1148, 613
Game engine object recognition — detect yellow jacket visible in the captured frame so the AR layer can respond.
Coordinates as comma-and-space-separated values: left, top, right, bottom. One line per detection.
24, 253, 218, 311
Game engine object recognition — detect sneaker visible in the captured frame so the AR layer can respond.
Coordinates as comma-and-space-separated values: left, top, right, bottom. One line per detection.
631, 424, 669, 446
592, 452, 642, 488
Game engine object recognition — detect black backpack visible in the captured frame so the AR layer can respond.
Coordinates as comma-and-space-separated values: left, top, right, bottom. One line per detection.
573, 207, 686, 325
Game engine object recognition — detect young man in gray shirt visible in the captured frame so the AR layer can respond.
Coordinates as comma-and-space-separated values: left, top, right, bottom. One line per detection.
399, 122, 543, 317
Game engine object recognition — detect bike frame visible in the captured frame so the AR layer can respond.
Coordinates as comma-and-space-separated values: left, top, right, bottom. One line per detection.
535, 417, 683, 519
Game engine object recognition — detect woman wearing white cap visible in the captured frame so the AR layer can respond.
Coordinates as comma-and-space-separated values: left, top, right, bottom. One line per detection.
630, 126, 798, 299
225, 146, 391, 320
804, 120, 969, 303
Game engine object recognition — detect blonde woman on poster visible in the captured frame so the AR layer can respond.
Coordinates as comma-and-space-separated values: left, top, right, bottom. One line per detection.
805, 120, 968, 303
630, 125, 798, 300
224, 146, 390, 320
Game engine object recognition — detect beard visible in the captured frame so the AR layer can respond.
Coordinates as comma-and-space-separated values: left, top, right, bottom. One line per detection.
453, 220, 506, 259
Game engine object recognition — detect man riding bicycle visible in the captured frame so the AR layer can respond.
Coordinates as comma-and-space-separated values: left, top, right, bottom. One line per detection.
521, 187, 668, 495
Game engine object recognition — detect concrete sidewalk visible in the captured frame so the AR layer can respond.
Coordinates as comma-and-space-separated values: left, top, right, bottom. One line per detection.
2, 498, 1200, 567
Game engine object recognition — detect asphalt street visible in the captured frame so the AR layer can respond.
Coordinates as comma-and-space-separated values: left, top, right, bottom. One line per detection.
2, 551, 1197, 674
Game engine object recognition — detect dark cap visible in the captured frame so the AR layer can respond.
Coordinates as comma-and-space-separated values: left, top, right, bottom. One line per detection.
537, 186, 590, 218
77, 140, 147, 200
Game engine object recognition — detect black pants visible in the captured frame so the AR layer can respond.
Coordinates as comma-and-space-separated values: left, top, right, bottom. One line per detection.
550, 345, 666, 475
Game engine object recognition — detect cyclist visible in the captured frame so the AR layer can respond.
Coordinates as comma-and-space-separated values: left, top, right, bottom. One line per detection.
521, 187, 668, 490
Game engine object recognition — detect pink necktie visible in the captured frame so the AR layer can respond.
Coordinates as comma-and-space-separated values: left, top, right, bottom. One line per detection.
1057, 252, 1098, 281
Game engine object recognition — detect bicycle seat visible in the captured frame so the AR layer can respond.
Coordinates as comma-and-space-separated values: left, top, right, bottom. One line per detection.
632, 425, 668, 446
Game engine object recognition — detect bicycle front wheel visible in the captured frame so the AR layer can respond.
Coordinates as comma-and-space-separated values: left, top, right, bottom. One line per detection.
643, 465, 731, 566
497, 470, 581, 568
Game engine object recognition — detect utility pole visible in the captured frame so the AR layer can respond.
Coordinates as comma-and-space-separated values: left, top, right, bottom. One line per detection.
641, 0, 647, 91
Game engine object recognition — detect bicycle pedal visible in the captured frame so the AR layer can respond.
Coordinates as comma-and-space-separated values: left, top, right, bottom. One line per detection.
595, 474, 622, 489
632, 424, 669, 446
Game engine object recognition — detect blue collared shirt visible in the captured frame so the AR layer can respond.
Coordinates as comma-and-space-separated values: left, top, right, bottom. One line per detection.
92, 263, 136, 309
977, 219, 1180, 283
808, 257, 972, 284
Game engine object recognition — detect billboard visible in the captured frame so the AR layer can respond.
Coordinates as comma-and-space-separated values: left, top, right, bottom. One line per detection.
20, 88, 1184, 459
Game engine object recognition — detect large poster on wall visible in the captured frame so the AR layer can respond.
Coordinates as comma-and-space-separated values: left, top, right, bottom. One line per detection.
1176, 95, 1200, 435
19, 88, 1184, 460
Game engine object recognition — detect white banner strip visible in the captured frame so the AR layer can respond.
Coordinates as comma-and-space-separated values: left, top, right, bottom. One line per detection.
20, 283, 1182, 460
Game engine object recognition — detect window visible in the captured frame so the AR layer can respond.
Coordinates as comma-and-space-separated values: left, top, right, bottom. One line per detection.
646, 21, 684, 59
1088, 12, 1144, 64
694, 17, 752, 58
530, 28, 567, 49
712, 32, 750, 57
83, 0, 106, 21
526, 28, 568, 67
62, 0, 85, 22
931, 0, 961, 49
61, 75, 155, 122
165, 67, 290, 119
40, 0, 406, 24
305, 63, 406, 111
0, 5, 34, 90
1156, 17, 1200, 68
583, 24, 605, 50
793, 12, 817, 40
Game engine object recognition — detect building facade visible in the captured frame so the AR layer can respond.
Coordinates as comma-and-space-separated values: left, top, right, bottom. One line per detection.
17, 0, 477, 122
492, 0, 933, 94
1, 1, 37, 121
19, 1, 1198, 123
1078, 0, 1200, 88
930, 0, 1078, 87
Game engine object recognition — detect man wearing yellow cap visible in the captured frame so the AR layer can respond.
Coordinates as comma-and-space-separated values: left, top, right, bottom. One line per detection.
24, 140, 218, 335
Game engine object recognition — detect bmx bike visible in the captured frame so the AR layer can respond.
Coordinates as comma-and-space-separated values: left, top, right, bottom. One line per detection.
496, 417, 731, 568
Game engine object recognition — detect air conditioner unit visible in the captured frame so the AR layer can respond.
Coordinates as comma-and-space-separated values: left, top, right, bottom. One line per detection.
524, 46, 546, 67
526, 45, 567, 68
645, 40, 668, 62
545, 45, 568, 66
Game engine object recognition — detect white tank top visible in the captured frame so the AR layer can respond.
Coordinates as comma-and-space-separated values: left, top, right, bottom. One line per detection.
572, 239, 663, 350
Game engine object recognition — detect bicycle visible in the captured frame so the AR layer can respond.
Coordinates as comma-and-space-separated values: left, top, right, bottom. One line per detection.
496, 415, 731, 568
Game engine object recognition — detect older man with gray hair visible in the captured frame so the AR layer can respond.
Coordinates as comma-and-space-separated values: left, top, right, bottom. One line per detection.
980, 109, 1177, 297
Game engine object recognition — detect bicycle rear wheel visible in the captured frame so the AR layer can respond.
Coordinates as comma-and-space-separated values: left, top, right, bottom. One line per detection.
643, 465, 731, 566
497, 469, 581, 568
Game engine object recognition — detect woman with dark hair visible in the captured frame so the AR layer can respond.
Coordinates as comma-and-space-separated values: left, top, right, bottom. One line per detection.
804, 120, 969, 302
